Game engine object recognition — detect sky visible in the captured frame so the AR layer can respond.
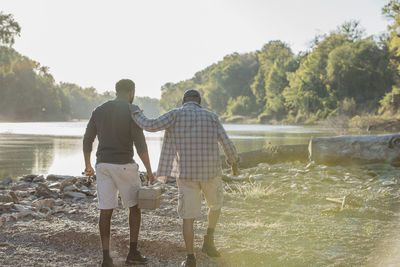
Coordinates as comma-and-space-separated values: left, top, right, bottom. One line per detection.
1, 0, 390, 99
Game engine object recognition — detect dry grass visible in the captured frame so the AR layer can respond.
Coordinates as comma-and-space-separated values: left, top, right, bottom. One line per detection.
225, 181, 277, 199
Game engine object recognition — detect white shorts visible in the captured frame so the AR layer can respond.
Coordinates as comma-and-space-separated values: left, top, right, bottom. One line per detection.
95, 162, 141, 210
176, 176, 223, 219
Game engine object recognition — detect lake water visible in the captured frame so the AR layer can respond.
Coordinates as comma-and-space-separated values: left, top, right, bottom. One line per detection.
0, 122, 333, 179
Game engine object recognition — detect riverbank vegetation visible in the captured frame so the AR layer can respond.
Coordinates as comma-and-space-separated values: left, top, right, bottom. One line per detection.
159, 1, 400, 129
2, 1, 400, 125
0, 12, 159, 122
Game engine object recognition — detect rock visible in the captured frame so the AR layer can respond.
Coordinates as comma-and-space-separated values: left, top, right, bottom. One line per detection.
166, 177, 176, 184
33, 199, 55, 211
62, 191, 86, 199
54, 199, 65, 206
19, 201, 33, 207
0, 194, 13, 203
60, 178, 77, 192
21, 174, 37, 183
62, 185, 79, 192
35, 184, 58, 199
382, 180, 397, 186
68, 209, 78, 214
79, 185, 90, 192
14, 190, 30, 198
9, 191, 19, 204
7, 213, 17, 221
11, 183, 29, 191
0, 177, 12, 186
13, 204, 34, 212
78, 186, 94, 196
75, 176, 94, 188
32, 175, 45, 183
17, 210, 37, 219
51, 207, 66, 214
46, 174, 76, 181
249, 174, 266, 180
48, 182, 61, 189
0, 203, 14, 214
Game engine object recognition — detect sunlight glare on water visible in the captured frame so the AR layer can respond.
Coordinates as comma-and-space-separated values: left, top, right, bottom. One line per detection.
0, 122, 332, 178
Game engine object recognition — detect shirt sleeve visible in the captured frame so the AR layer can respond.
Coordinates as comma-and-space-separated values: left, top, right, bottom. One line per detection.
216, 116, 240, 165
131, 122, 148, 155
130, 104, 177, 132
83, 111, 97, 152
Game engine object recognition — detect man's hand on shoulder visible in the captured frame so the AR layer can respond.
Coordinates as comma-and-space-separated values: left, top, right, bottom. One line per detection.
129, 104, 142, 115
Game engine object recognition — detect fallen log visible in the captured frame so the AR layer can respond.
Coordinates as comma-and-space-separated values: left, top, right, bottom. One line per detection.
309, 134, 400, 166
221, 144, 309, 169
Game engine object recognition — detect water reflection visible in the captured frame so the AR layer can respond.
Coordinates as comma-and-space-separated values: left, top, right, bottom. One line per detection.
0, 123, 334, 179
0, 134, 55, 178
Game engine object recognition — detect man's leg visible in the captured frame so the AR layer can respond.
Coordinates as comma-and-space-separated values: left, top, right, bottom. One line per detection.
208, 208, 221, 230
125, 204, 148, 265
177, 178, 201, 267
99, 209, 113, 262
115, 163, 148, 265
206, 208, 221, 240
182, 218, 196, 267
202, 177, 223, 257
183, 218, 195, 254
129, 205, 141, 250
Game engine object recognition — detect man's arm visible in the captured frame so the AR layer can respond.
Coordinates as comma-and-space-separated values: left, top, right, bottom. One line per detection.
138, 152, 154, 185
132, 123, 154, 184
83, 113, 97, 176
216, 117, 240, 175
129, 104, 176, 132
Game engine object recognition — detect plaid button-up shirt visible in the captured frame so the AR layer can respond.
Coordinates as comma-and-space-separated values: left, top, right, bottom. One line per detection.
130, 102, 239, 181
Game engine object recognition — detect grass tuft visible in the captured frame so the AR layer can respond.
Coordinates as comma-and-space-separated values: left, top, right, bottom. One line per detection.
225, 181, 277, 199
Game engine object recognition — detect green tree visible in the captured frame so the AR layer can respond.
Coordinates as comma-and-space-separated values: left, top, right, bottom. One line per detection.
0, 12, 21, 46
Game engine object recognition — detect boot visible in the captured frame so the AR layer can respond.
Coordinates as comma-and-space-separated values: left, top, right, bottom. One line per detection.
202, 234, 220, 257
181, 255, 196, 267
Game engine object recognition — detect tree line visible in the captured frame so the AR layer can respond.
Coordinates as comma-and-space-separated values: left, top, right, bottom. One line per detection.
0, 12, 159, 122
3, 1, 400, 123
160, 1, 400, 124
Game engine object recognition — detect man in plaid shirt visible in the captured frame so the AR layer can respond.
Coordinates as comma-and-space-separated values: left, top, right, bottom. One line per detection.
130, 89, 239, 267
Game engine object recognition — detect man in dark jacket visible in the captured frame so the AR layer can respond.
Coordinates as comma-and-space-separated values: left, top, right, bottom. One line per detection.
83, 79, 154, 267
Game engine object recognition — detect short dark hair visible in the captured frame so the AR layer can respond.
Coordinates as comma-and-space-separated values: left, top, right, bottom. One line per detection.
183, 89, 200, 99
182, 89, 201, 104
115, 79, 135, 94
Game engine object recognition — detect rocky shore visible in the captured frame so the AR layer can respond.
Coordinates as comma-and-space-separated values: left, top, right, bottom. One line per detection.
0, 173, 217, 266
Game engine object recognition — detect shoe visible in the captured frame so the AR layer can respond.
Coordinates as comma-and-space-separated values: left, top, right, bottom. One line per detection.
202, 234, 220, 257
125, 250, 148, 265
101, 257, 114, 267
181, 256, 196, 267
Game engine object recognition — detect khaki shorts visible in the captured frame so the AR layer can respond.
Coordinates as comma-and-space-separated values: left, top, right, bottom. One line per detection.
176, 176, 223, 219
95, 162, 141, 210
